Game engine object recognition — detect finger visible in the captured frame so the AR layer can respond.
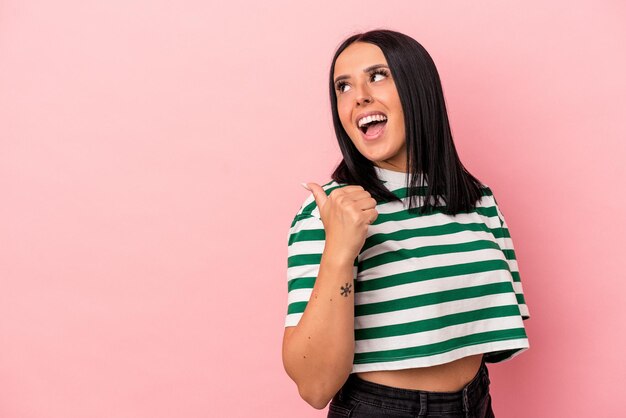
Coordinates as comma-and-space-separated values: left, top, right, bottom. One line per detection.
305, 182, 328, 209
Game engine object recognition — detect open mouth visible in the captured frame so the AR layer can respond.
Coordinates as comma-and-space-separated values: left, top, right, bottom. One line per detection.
357, 113, 388, 136
359, 118, 388, 140
359, 119, 387, 134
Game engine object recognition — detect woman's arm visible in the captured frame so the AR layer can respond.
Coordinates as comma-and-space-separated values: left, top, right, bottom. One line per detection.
282, 246, 356, 410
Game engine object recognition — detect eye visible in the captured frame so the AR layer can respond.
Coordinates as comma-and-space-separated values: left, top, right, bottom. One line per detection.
336, 81, 349, 93
370, 68, 389, 82
335, 68, 390, 94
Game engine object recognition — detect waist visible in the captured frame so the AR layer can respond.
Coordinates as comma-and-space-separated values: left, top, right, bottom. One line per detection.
354, 353, 484, 392
337, 356, 491, 415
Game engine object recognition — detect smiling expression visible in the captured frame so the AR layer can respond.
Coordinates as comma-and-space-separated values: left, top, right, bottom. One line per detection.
333, 42, 407, 172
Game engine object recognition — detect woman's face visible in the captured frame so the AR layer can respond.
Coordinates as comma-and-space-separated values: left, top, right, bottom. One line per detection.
333, 42, 407, 172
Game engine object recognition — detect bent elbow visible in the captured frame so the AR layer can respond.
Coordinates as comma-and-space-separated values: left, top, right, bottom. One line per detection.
299, 385, 332, 410
299, 369, 352, 411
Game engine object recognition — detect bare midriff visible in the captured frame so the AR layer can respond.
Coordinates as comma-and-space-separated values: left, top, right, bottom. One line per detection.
355, 353, 484, 392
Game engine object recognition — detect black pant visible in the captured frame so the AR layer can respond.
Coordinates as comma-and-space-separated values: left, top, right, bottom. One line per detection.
328, 358, 495, 417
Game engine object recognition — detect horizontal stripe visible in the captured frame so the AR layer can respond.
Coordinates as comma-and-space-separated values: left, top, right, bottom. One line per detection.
361, 238, 501, 273
351, 340, 529, 372
354, 328, 528, 364
355, 304, 522, 340
357, 259, 512, 293
356, 316, 525, 354
357, 266, 510, 306
355, 281, 515, 317
356, 290, 519, 329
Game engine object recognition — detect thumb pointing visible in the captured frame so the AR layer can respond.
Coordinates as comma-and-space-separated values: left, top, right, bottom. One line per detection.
302, 182, 327, 211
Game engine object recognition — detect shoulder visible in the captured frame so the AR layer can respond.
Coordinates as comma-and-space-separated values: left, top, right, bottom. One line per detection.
478, 182, 493, 197
475, 182, 499, 205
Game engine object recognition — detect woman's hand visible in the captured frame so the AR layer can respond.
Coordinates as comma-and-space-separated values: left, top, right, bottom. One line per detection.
304, 182, 378, 262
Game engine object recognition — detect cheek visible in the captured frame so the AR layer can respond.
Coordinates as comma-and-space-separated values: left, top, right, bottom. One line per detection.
338, 102, 354, 130
390, 101, 404, 129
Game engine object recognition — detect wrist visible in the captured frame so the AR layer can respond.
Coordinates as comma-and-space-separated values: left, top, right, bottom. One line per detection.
321, 245, 357, 268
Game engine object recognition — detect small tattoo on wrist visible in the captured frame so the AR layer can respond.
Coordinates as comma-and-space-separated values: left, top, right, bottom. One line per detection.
340, 282, 352, 297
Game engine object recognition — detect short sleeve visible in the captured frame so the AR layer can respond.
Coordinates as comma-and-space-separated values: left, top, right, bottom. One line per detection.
284, 210, 327, 328
491, 193, 530, 320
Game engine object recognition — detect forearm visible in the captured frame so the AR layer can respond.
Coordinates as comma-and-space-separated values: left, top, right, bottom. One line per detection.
283, 247, 356, 408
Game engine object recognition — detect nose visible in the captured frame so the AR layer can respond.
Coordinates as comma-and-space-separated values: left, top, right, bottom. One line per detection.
356, 95, 373, 106
355, 80, 373, 106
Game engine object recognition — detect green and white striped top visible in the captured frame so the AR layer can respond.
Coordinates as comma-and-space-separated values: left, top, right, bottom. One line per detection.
285, 166, 530, 373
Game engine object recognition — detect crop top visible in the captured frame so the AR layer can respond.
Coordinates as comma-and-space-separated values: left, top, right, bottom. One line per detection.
284, 166, 530, 373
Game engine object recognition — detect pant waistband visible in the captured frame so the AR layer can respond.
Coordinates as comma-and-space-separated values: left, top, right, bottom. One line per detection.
340, 357, 490, 414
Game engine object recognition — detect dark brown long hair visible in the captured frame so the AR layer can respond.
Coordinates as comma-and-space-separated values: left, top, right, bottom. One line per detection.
329, 29, 485, 215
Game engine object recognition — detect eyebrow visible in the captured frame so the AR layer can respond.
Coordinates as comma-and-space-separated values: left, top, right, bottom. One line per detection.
334, 64, 389, 85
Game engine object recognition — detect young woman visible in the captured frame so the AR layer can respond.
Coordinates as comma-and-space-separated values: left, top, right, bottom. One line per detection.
282, 29, 530, 418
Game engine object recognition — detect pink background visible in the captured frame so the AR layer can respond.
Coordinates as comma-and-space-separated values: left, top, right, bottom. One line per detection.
1, 1, 625, 417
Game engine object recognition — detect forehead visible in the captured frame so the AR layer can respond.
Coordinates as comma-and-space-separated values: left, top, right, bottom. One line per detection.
333, 42, 387, 77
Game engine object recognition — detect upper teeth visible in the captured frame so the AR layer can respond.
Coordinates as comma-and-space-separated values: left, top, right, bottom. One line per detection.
358, 114, 387, 128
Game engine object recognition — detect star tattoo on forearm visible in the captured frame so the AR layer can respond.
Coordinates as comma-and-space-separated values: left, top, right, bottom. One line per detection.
340, 282, 352, 297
